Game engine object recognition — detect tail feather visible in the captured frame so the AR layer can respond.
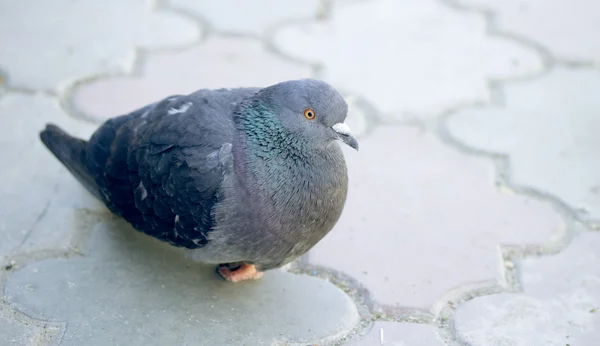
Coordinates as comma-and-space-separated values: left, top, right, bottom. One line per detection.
39, 124, 101, 199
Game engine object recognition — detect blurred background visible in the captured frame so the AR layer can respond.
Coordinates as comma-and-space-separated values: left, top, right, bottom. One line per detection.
0, 1, 598, 345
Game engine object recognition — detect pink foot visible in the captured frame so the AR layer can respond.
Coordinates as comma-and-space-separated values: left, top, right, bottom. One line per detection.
217, 263, 264, 283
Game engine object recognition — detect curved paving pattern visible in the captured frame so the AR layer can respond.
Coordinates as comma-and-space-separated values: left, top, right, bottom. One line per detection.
272, 0, 543, 117
454, 230, 600, 345
71, 36, 311, 121
0, 304, 63, 346
4, 221, 359, 345
1, 0, 598, 345
0, 93, 104, 257
446, 67, 600, 223
0, 0, 199, 90
168, 0, 322, 36
458, 0, 600, 63
310, 126, 563, 309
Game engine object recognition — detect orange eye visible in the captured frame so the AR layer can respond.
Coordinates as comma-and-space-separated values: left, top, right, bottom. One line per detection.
303, 108, 316, 120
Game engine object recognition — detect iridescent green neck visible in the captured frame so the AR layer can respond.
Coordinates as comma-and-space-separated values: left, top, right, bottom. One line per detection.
233, 98, 347, 217
236, 100, 309, 160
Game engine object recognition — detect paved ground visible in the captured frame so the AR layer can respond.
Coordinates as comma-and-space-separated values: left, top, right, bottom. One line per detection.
0, 0, 599, 345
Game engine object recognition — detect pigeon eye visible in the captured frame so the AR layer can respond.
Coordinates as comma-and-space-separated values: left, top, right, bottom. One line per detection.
303, 108, 316, 120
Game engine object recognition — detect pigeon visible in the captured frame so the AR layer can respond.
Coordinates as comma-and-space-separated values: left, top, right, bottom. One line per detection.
39, 79, 358, 282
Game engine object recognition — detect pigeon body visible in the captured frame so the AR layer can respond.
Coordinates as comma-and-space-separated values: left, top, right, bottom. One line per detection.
40, 79, 358, 281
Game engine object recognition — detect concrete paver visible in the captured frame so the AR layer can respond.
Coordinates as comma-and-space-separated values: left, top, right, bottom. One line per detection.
459, 0, 600, 62
0, 93, 103, 257
4, 220, 359, 345
447, 67, 600, 222
1, 1, 599, 345
273, 0, 543, 117
0, 316, 34, 346
0, 0, 199, 90
454, 231, 600, 345
71, 36, 311, 120
310, 126, 563, 309
0, 306, 63, 346
169, 0, 321, 36
350, 322, 445, 346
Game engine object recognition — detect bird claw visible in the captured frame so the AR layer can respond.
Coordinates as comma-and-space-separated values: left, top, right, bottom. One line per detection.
217, 263, 263, 282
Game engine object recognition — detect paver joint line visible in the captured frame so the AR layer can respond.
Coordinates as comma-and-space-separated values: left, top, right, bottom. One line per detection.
1, 0, 598, 344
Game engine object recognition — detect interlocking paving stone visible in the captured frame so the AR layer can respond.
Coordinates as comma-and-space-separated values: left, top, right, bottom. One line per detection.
446, 67, 600, 222
308, 126, 563, 309
0, 308, 63, 346
459, 0, 600, 62
272, 0, 542, 117
0, 0, 199, 90
169, 0, 321, 36
349, 321, 445, 345
0, 93, 104, 258
454, 231, 600, 345
4, 219, 359, 346
2, 1, 596, 344
71, 36, 312, 120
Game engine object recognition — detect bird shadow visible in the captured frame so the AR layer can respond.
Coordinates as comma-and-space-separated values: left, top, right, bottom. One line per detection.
4, 216, 359, 345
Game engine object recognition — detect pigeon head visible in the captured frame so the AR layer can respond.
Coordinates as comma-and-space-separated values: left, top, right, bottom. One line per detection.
242, 79, 359, 152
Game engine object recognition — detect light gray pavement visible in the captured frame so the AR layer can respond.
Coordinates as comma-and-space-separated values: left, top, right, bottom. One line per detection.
0, 0, 598, 345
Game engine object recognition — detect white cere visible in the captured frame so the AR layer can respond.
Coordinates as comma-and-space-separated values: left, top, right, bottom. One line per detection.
332, 122, 353, 136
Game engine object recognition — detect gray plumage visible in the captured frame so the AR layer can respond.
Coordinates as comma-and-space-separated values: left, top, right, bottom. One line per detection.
40, 79, 358, 279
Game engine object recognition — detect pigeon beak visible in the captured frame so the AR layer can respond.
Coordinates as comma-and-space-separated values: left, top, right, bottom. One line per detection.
332, 123, 359, 151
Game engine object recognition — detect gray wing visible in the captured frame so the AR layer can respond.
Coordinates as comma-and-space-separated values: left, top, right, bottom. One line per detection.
86, 87, 258, 248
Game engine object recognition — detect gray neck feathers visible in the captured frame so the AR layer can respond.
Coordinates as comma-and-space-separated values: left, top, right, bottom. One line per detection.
233, 99, 347, 218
